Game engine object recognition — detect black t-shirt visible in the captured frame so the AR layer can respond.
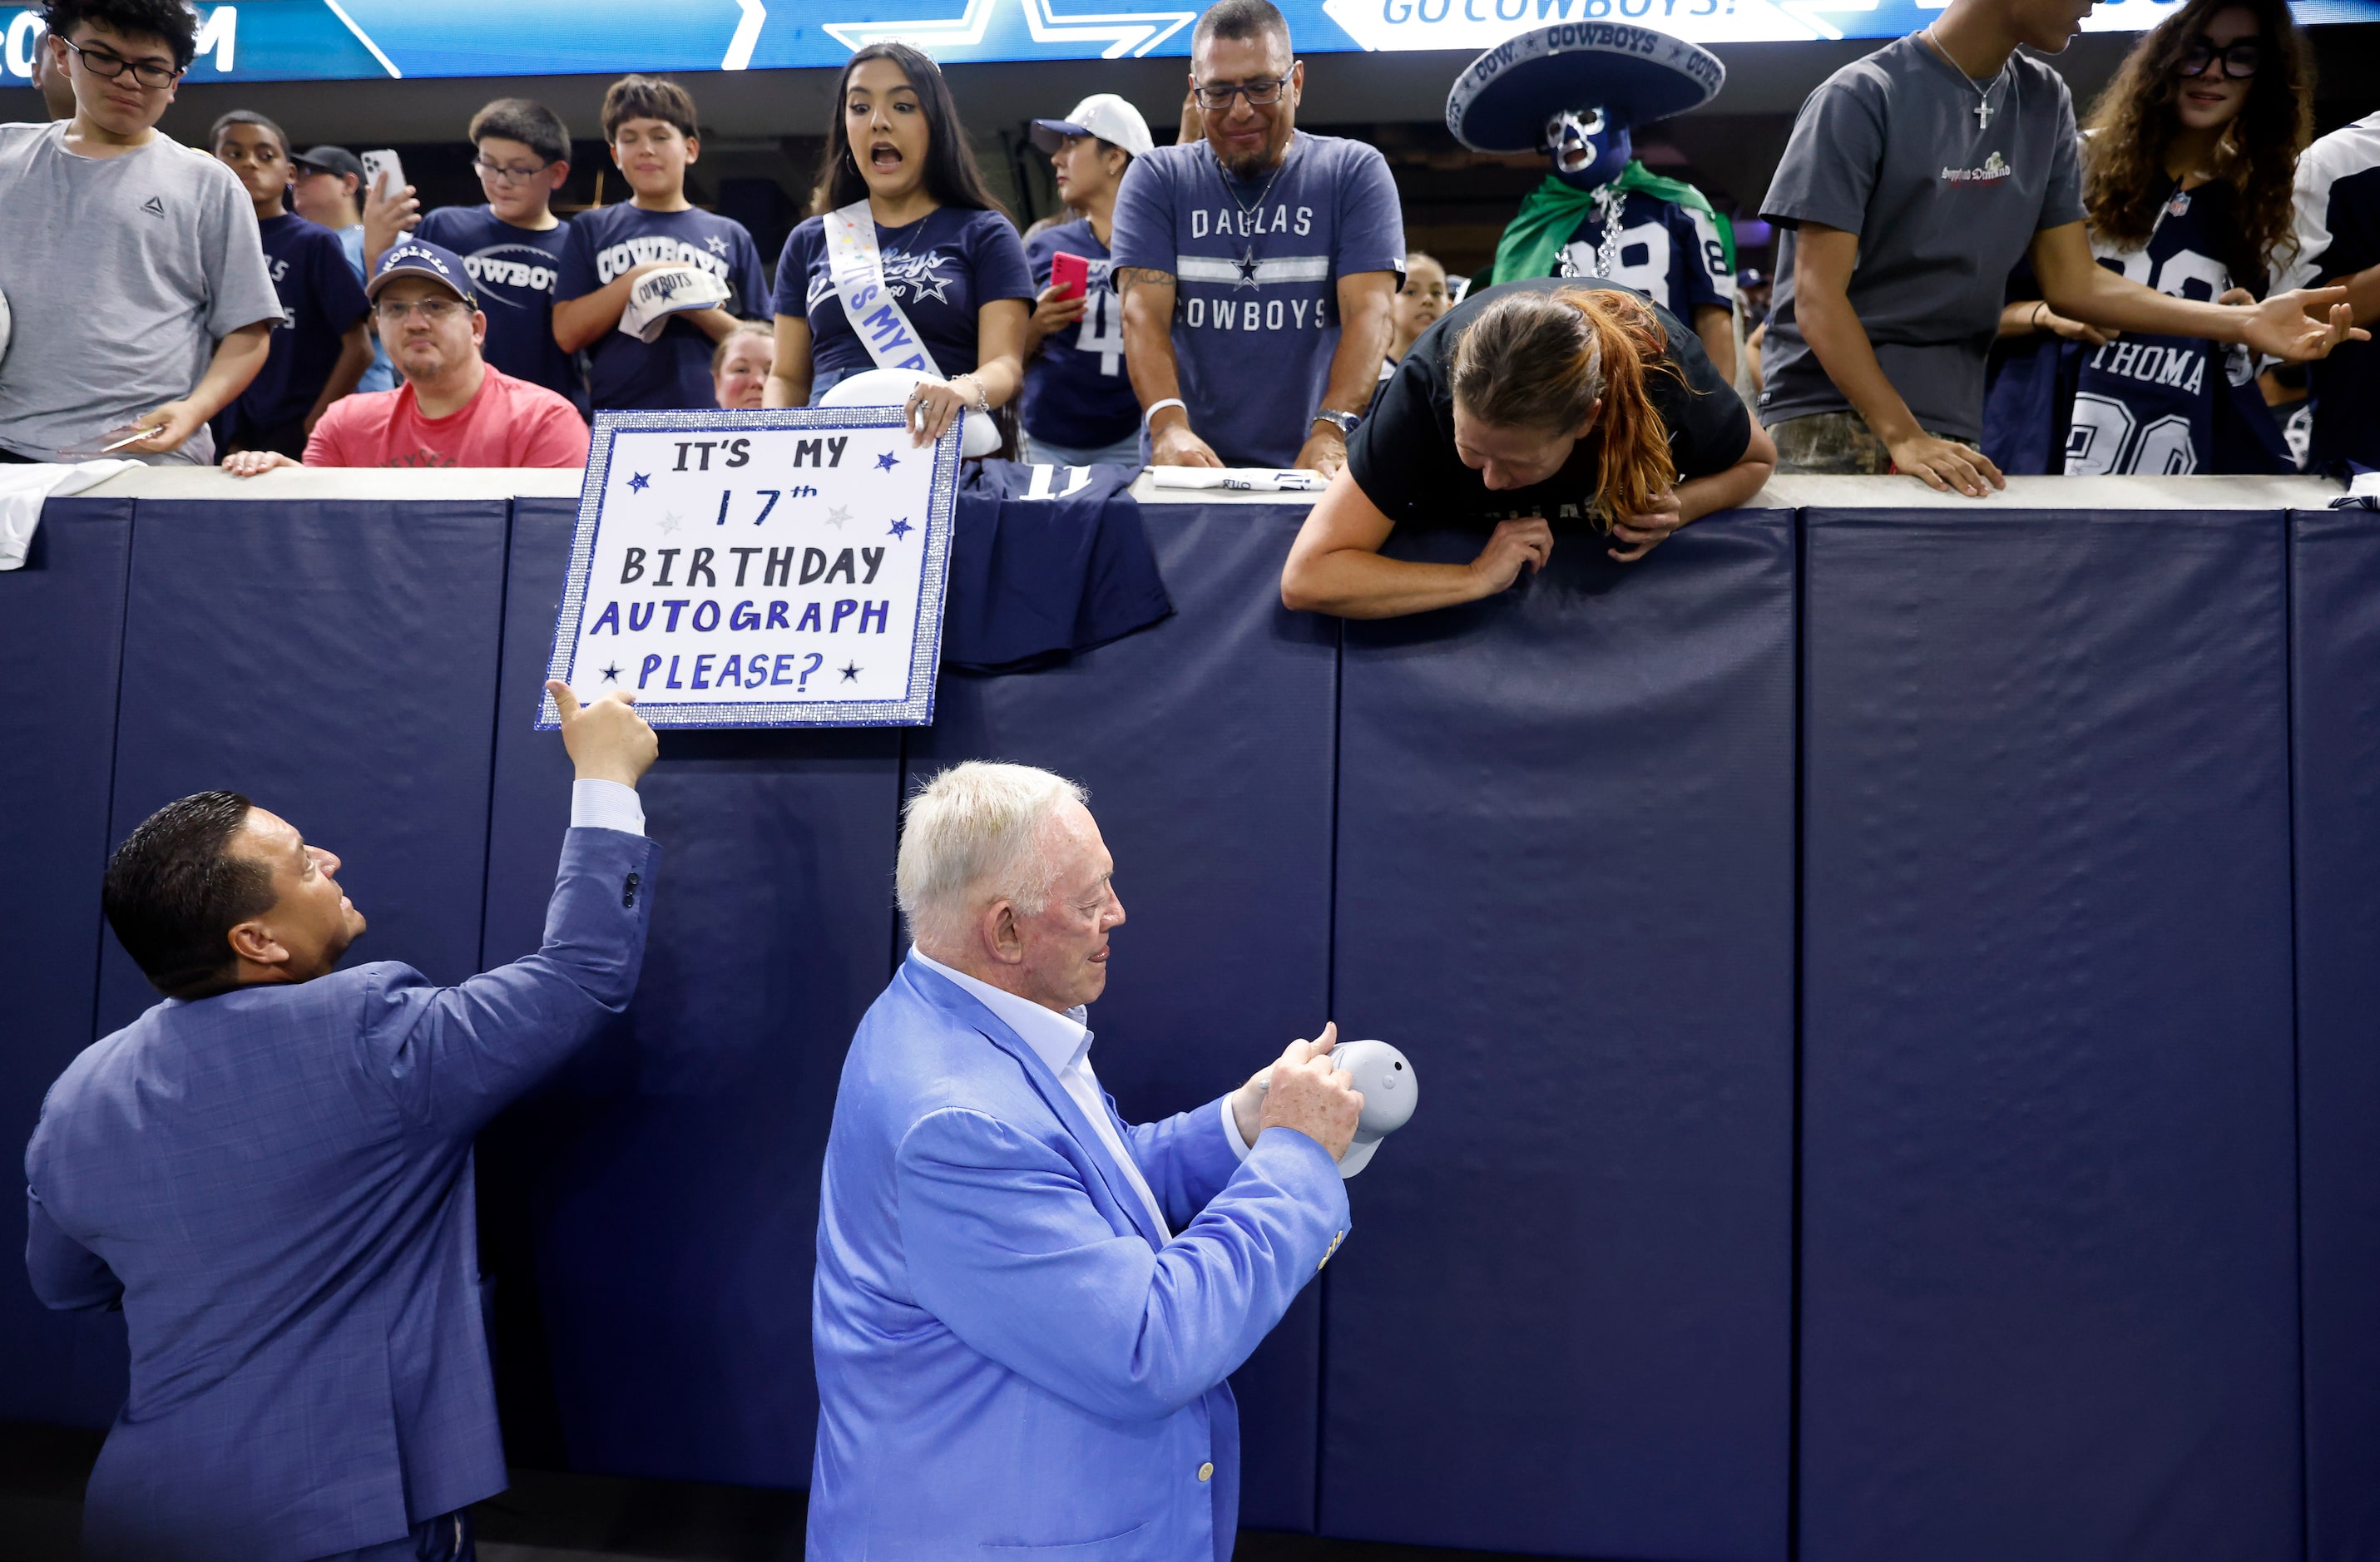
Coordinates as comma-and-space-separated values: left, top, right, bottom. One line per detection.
1348, 276, 1751, 526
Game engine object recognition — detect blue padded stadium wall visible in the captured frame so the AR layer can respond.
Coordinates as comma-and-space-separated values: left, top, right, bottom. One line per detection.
6, 492, 2374, 1562
1799, 507, 2300, 1562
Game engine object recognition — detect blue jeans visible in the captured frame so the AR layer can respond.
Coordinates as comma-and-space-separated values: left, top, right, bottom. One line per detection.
1020, 429, 1143, 468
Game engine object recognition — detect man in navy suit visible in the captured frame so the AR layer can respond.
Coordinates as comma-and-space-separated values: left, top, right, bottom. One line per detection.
810, 761, 1365, 1560
25, 681, 659, 1562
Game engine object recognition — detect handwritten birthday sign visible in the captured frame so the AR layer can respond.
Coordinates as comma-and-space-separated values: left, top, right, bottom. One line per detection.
539, 408, 962, 729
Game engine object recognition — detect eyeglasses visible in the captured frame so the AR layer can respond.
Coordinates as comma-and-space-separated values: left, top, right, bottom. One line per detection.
472, 156, 552, 185
2177, 36, 2260, 79
1191, 73, 1295, 111
374, 297, 468, 324
58, 35, 181, 90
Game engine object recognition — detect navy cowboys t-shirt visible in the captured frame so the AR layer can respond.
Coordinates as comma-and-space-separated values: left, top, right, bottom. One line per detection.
222, 212, 369, 442
1554, 190, 1734, 319
557, 204, 768, 411
417, 205, 585, 415
1109, 131, 1406, 467
774, 205, 1034, 388
1020, 217, 1137, 449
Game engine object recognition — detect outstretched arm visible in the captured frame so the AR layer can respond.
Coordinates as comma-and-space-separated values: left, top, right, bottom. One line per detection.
2031, 221, 2368, 358
367, 685, 661, 1137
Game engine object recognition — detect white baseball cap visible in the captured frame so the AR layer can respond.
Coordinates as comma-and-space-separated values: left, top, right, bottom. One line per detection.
1030, 94, 1155, 159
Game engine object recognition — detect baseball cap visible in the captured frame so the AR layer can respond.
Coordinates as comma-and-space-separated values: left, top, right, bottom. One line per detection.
369, 239, 477, 307
1030, 95, 1155, 159
292, 145, 364, 181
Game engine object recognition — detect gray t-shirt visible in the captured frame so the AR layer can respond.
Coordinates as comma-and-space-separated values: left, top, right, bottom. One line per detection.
1758, 35, 2085, 441
0, 122, 280, 463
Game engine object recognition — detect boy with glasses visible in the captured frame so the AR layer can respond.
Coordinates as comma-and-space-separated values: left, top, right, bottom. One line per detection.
1108, 0, 1403, 474
225, 240, 589, 474
209, 110, 374, 460
370, 99, 589, 418
0, 0, 278, 464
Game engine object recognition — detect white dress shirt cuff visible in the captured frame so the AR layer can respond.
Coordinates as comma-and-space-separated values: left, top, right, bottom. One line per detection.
1220, 1093, 1252, 1160
570, 778, 646, 836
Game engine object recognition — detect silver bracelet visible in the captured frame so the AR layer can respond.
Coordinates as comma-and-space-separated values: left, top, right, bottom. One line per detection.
1143, 397, 1187, 428
955, 374, 991, 416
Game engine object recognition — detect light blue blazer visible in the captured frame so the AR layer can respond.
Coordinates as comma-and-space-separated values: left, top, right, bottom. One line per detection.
23, 828, 657, 1562
809, 955, 1351, 1561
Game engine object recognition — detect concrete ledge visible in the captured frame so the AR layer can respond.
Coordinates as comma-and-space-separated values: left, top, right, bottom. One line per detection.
79, 467, 585, 502
74, 464, 2348, 513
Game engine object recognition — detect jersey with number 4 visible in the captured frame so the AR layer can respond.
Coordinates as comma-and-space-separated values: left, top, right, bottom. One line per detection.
1020, 218, 1138, 450
1555, 189, 1733, 319
2062, 183, 2285, 476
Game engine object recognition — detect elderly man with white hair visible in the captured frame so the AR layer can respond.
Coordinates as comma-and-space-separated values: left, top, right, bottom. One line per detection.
808, 762, 1362, 1561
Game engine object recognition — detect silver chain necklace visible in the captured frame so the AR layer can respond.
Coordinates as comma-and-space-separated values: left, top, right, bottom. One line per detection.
1212, 144, 1289, 289
1924, 27, 2009, 131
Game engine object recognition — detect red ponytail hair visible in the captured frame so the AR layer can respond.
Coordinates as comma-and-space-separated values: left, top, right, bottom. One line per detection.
1449, 287, 1682, 526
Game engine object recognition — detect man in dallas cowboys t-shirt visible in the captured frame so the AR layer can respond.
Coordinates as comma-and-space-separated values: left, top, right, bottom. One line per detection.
414, 99, 588, 418
2275, 111, 2380, 472
1109, 0, 1404, 473
554, 77, 768, 413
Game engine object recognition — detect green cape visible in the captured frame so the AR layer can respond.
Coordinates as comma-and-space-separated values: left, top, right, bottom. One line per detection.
1488, 165, 1738, 291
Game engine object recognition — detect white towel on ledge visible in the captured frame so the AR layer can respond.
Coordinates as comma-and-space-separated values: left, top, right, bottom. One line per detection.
1146, 467, 1325, 493
0, 459, 136, 571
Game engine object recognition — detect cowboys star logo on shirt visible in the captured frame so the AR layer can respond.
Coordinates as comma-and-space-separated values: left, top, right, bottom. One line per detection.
705, 235, 729, 255
807, 249, 959, 307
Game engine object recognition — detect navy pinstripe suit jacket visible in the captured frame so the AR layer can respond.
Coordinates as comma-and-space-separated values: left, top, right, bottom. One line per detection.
25, 827, 656, 1562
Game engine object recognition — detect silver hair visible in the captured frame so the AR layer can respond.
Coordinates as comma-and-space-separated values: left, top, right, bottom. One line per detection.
897, 762, 1088, 955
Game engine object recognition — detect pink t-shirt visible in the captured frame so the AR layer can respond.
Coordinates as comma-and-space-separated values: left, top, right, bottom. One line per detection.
304, 363, 590, 469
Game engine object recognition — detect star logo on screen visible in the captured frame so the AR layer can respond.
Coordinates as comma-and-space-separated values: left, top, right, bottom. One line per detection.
876, 452, 899, 471
627, 472, 651, 492
840, 662, 861, 682
888, 517, 913, 539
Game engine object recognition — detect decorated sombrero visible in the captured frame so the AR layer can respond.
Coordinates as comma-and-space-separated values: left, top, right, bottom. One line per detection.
1445, 22, 1725, 151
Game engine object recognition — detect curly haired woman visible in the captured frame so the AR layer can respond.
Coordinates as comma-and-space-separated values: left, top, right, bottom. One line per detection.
1983, 0, 2313, 473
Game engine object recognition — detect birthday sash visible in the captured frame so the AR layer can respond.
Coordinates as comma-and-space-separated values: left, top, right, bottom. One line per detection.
825, 199, 942, 378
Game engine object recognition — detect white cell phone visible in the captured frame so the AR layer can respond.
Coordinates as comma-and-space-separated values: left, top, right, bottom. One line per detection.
360, 149, 405, 200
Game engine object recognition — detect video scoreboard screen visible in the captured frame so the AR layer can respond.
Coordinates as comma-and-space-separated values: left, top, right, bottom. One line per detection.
3, 0, 2375, 83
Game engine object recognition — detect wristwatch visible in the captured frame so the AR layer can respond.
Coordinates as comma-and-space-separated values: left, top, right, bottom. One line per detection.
1311, 408, 1361, 437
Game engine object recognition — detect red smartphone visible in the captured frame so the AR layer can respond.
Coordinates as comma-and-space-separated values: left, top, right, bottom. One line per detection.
1050, 250, 1091, 302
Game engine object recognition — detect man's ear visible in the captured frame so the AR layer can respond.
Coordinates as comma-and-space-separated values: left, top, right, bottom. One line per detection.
982, 901, 1025, 966
226, 917, 289, 971
547, 160, 571, 190
683, 134, 700, 166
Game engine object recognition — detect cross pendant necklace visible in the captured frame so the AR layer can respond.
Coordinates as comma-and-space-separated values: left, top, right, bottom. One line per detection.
1924, 27, 2006, 131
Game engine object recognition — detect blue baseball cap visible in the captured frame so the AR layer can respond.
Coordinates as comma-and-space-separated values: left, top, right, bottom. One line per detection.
369, 239, 477, 307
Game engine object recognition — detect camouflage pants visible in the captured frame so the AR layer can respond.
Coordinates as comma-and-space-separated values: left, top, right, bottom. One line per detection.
1769, 412, 1982, 475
